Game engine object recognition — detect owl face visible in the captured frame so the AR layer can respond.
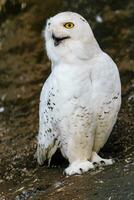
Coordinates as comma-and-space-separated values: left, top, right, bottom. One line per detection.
45, 12, 90, 46
44, 12, 98, 64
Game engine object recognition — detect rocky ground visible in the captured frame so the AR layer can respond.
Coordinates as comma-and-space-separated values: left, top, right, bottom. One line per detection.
0, 0, 133, 199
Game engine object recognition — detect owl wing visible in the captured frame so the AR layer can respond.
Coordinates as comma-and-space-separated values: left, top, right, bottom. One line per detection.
36, 77, 59, 166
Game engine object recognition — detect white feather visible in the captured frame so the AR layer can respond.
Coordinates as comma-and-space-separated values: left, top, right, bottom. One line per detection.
36, 12, 121, 175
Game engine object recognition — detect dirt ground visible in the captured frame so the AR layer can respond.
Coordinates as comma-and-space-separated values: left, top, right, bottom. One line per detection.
0, 0, 134, 199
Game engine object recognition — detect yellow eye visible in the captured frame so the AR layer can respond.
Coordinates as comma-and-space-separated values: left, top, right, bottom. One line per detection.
64, 22, 74, 29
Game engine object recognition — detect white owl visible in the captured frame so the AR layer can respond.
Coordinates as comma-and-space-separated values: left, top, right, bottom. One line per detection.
36, 12, 121, 175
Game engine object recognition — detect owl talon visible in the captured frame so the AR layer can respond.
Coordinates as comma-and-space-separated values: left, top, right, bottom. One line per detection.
91, 152, 114, 166
93, 162, 98, 167
64, 161, 94, 176
100, 160, 105, 165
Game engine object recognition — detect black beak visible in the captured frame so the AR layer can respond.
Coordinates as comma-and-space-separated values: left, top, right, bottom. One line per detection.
52, 33, 70, 46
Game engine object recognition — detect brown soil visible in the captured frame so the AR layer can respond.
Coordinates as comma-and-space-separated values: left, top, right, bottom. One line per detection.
0, 0, 133, 199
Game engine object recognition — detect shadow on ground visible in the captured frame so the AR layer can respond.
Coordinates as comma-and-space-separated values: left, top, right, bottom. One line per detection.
0, 0, 133, 199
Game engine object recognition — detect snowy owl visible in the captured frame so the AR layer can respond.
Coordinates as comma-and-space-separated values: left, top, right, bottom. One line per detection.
36, 12, 121, 175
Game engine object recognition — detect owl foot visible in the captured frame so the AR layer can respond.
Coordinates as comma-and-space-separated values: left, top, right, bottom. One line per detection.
64, 160, 94, 176
91, 151, 114, 166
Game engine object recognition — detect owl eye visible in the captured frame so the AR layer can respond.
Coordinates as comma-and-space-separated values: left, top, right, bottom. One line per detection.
64, 22, 74, 29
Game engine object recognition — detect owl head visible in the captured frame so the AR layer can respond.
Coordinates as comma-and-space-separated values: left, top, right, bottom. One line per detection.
44, 12, 101, 65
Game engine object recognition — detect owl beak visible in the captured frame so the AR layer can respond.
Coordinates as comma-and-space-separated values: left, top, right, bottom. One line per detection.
52, 33, 70, 46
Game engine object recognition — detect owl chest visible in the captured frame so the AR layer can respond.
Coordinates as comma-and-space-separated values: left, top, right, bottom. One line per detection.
45, 73, 93, 121
51, 64, 92, 100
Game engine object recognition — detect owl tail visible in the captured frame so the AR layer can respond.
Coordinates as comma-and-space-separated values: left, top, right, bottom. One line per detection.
36, 139, 59, 166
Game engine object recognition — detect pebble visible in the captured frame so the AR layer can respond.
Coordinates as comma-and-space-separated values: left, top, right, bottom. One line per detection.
95, 15, 103, 23
0, 107, 4, 113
